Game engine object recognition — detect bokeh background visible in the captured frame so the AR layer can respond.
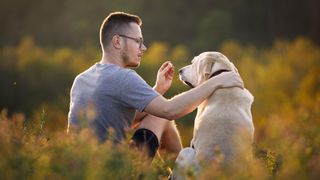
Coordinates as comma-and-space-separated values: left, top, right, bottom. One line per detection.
1, 0, 319, 179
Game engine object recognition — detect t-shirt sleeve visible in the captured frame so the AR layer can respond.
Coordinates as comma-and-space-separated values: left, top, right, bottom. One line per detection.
119, 70, 160, 112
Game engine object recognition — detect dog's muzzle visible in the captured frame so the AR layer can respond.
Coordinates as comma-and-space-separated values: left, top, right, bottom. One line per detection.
179, 69, 195, 88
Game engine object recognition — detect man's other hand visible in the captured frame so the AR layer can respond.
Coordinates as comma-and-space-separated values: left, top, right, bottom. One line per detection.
154, 61, 174, 95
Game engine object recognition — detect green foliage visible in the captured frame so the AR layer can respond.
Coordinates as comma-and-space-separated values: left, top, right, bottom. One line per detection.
254, 145, 283, 176
1, 0, 319, 49
0, 37, 97, 116
196, 9, 234, 50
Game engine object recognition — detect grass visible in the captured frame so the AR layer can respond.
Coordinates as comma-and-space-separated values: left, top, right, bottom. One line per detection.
1, 109, 308, 180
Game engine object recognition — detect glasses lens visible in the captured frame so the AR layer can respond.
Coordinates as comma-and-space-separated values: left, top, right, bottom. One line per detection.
118, 34, 144, 49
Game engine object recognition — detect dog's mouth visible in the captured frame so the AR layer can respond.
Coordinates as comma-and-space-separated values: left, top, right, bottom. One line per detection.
179, 73, 195, 88
209, 69, 230, 78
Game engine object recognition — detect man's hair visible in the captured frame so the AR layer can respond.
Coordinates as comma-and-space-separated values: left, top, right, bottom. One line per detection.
100, 12, 142, 50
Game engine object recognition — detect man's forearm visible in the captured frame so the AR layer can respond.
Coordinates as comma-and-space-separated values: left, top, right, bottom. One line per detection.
145, 71, 243, 120
165, 78, 219, 119
145, 77, 219, 120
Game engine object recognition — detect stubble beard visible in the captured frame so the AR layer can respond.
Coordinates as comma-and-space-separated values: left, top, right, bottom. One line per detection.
121, 45, 140, 68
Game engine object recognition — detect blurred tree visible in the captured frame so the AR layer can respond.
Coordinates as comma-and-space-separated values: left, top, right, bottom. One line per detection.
0, 37, 96, 115
1, 0, 319, 49
195, 9, 234, 51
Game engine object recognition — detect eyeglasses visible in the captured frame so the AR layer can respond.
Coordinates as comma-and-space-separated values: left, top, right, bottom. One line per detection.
118, 34, 144, 49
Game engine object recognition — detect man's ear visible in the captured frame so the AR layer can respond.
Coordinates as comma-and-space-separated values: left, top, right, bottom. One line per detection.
111, 35, 121, 49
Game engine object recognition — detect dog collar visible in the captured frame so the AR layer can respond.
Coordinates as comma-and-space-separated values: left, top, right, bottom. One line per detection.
209, 69, 230, 79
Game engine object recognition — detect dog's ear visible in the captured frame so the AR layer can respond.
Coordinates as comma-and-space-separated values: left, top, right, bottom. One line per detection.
204, 61, 215, 77
197, 58, 215, 85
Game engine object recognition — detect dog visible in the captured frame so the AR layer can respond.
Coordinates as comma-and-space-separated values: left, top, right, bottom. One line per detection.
173, 52, 254, 178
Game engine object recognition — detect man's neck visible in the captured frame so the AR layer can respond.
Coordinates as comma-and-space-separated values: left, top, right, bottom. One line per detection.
100, 51, 124, 68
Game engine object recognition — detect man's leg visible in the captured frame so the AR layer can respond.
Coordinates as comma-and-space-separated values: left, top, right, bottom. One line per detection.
131, 114, 182, 158
159, 121, 182, 155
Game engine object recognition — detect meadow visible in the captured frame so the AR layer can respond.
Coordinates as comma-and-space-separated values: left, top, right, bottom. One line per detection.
0, 37, 319, 179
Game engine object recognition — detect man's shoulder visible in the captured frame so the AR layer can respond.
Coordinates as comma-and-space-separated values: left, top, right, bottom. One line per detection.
73, 63, 141, 86
75, 63, 98, 77
75, 63, 131, 77
96, 63, 136, 76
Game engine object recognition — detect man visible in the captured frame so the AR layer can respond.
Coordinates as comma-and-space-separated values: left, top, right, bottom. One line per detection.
68, 12, 243, 158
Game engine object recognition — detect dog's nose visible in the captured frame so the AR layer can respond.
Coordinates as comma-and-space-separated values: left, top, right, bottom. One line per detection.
179, 68, 183, 74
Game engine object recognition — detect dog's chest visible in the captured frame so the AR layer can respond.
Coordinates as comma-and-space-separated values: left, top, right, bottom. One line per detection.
193, 88, 254, 137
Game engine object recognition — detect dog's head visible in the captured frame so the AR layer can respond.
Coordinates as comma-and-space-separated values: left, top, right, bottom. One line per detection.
179, 51, 234, 88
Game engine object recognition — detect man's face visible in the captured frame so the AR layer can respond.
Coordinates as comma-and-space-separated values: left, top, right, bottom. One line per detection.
120, 22, 147, 68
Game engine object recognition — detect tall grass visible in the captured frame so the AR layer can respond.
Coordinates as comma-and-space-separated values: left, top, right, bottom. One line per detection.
0, 108, 307, 179
0, 109, 174, 179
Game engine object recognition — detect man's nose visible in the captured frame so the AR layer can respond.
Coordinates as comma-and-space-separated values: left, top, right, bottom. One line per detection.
141, 44, 147, 52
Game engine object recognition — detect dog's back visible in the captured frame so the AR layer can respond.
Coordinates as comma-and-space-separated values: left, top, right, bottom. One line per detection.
192, 87, 254, 167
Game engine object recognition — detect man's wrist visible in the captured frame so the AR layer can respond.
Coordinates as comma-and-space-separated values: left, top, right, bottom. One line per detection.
153, 85, 165, 95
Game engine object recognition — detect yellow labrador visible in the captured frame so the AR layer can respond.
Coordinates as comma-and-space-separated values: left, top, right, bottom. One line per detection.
175, 52, 254, 176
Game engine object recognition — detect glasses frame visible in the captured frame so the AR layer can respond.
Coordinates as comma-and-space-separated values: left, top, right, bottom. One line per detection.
117, 34, 144, 49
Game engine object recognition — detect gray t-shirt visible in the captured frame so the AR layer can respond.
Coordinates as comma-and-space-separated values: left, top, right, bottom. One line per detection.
68, 63, 160, 142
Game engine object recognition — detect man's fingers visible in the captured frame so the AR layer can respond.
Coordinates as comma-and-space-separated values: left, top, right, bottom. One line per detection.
162, 62, 174, 74
160, 61, 171, 71
213, 71, 244, 90
165, 67, 174, 79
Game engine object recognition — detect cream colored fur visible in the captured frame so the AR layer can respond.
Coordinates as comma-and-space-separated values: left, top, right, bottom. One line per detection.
173, 52, 254, 177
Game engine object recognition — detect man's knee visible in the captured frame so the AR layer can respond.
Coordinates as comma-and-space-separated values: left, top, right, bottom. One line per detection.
160, 121, 182, 154
131, 128, 160, 158
138, 114, 170, 141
